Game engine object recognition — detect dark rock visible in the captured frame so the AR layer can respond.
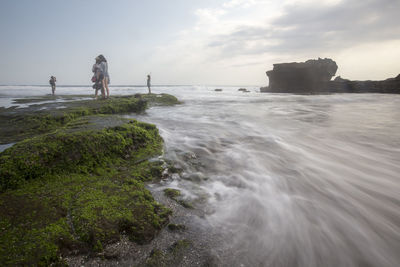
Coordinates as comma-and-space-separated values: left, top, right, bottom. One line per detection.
327, 75, 400, 93
261, 58, 400, 94
103, 249, 120, 260
167, 224, 187, 231
238, 88, 247, 91
214, 89, 223, 92
262, 58, 337, 93
164, 188, 181, 200
333, 76, 348, 82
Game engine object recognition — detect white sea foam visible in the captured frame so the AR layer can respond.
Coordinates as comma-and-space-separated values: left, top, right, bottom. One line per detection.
1, 85, 399, 266
135, 88, 400, 267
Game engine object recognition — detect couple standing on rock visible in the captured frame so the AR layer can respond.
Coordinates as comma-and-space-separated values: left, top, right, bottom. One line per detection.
92, 55, 110, 99
91, 54, 152, 99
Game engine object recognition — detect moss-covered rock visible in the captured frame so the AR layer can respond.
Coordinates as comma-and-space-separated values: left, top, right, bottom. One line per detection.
141, 93, 181, 106
163, 188, 181, 200
142, 240, 191, 267
0, 120, 162, 191
0, 94, 179, 144
163, 188, 194, 209
0, 94, 182, 265
144, 249, 168, 267
0, 121, 171, 266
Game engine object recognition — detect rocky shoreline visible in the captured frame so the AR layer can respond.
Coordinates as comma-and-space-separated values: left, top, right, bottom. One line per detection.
260, 58, 400, 94
0, 94, 214, 266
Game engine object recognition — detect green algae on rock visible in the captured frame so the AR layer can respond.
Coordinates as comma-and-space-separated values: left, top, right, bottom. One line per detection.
141, 93, 181, 106
0, 94, 179, 144
143, 239, 191, 267
0, 121, 171, 266
0, 94, 181, 265
0, 120, 162, 191
163, 188, 194, 209
163, 188, 181, 200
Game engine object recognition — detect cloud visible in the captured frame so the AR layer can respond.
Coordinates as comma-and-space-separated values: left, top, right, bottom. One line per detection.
150, 0, 400, 83
223, 0, 258, 9
195, 8, 226, 26
209, 0, 400, 57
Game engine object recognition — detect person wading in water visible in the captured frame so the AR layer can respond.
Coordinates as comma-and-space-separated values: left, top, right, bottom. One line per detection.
49, 76, 56, 95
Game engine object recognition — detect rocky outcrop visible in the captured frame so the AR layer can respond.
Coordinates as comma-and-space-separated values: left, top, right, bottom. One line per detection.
327, 75, 400, 94
262, 58, 338, 93
0, 94, 181, 265
260, 58, 400, 94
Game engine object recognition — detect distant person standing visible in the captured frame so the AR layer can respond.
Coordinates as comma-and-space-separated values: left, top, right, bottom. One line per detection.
49, 76, 56, 95
147, 74, 151, 94
98, 55, 110, 98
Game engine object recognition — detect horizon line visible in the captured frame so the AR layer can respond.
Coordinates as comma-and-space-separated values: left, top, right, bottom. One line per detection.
0, 84, 264, 88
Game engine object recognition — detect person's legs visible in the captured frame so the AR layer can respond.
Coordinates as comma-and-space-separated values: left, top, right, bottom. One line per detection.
52, 85, 55, 95
104, 77, 110, 98
101, 79, 106, 99
95, 88, 98, 99
97, 75, 105, 99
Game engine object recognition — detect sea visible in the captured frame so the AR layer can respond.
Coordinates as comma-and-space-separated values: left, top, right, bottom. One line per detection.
1, 85, 399, 267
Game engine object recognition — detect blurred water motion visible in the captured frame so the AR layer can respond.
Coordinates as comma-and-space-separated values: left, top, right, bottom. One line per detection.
138, 87, 400, 267
1, 85, 399, 266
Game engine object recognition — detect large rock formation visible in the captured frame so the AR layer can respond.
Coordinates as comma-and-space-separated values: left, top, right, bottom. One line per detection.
260, 58, 400, 94
262, 58, 338, 93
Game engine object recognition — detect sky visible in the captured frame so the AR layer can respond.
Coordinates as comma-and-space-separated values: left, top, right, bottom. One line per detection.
0, 0, 399, 85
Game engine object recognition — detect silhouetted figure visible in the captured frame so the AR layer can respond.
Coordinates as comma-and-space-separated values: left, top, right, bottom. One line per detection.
49, 76, 56, 95
147, 74, 151, 94
97, 55, 110, 98
92, 57, 105, 99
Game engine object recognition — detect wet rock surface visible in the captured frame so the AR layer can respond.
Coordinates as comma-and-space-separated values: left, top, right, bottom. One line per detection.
64, 162, 222, 267
0, 94, 199, 266
0, 94, 179, 144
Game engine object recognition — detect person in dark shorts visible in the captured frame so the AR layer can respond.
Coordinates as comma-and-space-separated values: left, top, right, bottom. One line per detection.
49, 76, 56, 95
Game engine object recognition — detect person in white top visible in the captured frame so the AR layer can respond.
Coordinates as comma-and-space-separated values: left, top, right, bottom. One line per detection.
97, 55, 110, 98
92, 57, 105, 99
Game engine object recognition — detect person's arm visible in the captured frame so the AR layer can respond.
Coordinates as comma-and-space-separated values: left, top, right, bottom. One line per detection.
100, 62, 106, 75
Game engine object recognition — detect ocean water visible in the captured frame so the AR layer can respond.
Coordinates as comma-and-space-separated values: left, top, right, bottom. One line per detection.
1, 85, 400, 266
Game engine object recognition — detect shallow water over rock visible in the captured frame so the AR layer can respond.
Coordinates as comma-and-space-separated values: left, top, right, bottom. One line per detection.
1, 85, 399, 266
136, 87, 400, 267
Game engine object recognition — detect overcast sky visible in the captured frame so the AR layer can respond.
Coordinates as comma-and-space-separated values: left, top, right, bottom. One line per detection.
0, 0, 399, 85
